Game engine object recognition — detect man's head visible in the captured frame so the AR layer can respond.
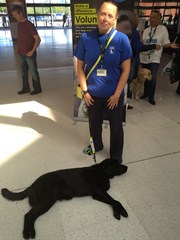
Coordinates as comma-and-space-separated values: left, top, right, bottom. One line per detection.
97, 1, 118, 34
11, 5, 25, 22
150, 10, 162, 27
116, 14, 132, 39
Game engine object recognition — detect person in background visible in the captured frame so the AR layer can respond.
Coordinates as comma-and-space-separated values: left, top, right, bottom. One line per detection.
76, 1, 132, 163
11, 5, 42, 95
140, 9, 179, 105
173, 13, 178, 26
172, 32, 180, 95
168, 13, 173, 25
62, 14, 67, 28
116, 13, 160, 102
2, 15, 7, 28
130, 13, 161, 93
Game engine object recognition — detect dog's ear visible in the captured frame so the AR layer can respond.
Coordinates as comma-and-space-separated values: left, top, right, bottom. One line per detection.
100, 159, 128, 178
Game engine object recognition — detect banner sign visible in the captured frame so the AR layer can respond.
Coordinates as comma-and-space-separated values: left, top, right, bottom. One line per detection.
71, 0, 134, 121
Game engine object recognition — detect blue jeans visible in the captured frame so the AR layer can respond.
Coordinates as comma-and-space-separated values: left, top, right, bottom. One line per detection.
141, 63, 159, 99
19, 52, 41, 91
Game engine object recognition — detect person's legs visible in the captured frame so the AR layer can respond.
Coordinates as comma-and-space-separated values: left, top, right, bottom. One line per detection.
148, 63, 159, 103
106, 96, 124, 163
88, 97, 104, 152
26, 53, 41, 93
140, 63, 159, 104
18, 55, 30, 93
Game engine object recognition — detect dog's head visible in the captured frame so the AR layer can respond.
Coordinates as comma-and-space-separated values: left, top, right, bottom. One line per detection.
138, 68, 152, 83
99, 159, 128, 178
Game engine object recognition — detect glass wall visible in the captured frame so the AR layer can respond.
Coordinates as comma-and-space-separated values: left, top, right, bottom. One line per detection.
0, 0, 71, 28
0, 0, 179, 29
0, 0, 8, 28
135, 0, 179, 25
26, 0, 71, 27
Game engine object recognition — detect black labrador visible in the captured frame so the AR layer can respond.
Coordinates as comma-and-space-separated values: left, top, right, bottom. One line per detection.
1, 158, 128, 239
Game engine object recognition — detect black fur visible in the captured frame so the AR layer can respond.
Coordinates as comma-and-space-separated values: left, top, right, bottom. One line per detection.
1, 158, 128, 239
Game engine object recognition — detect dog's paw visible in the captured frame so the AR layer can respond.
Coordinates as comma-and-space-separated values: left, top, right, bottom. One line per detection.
23, 228, 35, 239
113, 209, 121, 220
113, 201, 128, 220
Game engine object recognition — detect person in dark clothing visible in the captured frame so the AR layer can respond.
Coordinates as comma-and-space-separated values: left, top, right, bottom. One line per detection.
76, 1, 132, 163
62, 14, 67, 27
172, 32, 180, 95
12, 5, 42, 95
168, 14, 173, 25
2, 15, 7, 27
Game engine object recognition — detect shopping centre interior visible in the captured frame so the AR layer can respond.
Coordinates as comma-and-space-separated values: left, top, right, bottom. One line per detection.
0, 1, 180, 240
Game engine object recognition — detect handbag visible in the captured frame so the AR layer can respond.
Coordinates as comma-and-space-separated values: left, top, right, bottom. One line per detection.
162, 59, 173, 78
76, 30, 117, 99
170, 57, 180, 84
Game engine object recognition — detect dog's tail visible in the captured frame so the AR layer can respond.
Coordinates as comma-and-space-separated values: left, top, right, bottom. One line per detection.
1, 188, 29, 201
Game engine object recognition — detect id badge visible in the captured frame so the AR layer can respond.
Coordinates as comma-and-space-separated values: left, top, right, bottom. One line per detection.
97, 69, 107, 76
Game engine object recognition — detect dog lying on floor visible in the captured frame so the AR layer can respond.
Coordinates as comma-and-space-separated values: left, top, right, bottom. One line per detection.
130, 68, 152, 100
1, 159, 128, 239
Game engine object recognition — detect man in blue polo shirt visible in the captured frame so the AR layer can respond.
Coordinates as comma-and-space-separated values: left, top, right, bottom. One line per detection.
76, 1, 132, 163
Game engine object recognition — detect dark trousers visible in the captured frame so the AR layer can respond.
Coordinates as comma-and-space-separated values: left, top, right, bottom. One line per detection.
141, 63, 159, 99
88, 95, 124, 163
19, 53, 41, 91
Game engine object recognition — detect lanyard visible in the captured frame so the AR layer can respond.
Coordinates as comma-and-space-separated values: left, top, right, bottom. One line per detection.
85, 30, 117, 80
149, 26, 157, 42
148, 26, 157, 59
98, 30, 112, 68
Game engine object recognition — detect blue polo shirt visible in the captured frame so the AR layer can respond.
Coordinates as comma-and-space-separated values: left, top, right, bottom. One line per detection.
76, 28, 132, 97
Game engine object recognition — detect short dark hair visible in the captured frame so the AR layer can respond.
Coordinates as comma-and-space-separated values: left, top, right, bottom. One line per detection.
117, 14, 130, 24
11, 5, 24, 14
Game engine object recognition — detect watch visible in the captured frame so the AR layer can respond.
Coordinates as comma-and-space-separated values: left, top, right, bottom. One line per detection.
81, 90, 88, 96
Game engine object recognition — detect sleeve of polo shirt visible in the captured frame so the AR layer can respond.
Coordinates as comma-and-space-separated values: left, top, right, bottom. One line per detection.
120, 34, 132, 64
75, 33, 86, 61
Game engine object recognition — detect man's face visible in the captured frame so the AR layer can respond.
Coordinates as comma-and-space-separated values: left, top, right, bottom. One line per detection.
97, 2, 117, 34
150, 12, 160, 27
12, 11, 23, 22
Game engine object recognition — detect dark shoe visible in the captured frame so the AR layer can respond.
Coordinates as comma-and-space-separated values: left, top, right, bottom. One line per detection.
140, 94, 148, 99
30, 90, 42, 95
149, 98, 156, 105
127, 104, 133, 110
17, 89, 30, 95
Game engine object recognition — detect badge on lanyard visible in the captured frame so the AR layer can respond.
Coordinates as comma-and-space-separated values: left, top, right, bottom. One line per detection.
97, 69, 107, 76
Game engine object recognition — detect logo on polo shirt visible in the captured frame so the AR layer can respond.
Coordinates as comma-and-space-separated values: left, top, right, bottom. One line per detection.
109, 46, 115, 54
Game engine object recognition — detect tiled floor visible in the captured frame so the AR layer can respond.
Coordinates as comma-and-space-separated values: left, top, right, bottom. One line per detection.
0, 28, 180, 240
